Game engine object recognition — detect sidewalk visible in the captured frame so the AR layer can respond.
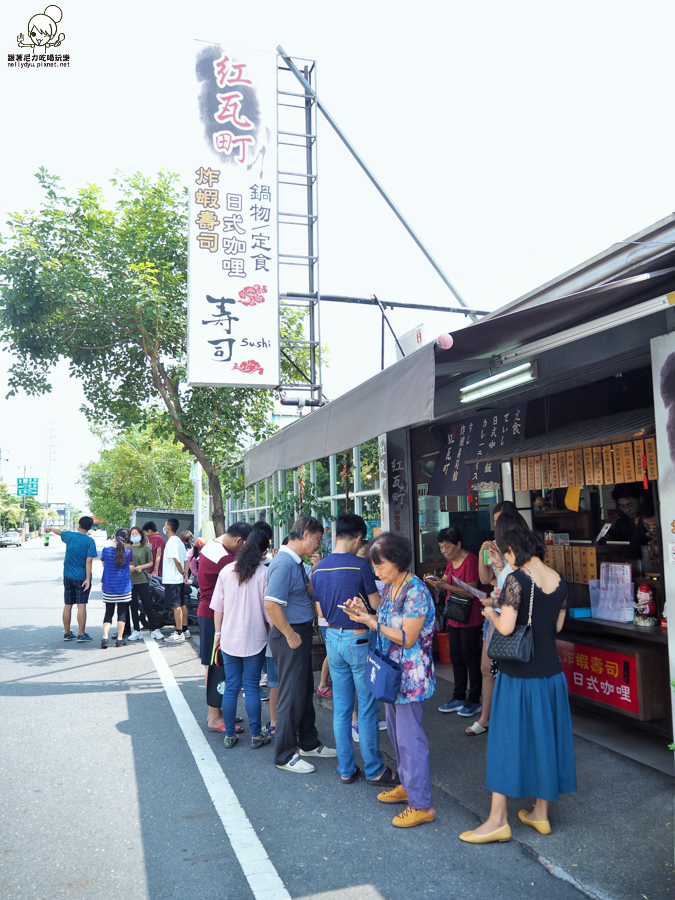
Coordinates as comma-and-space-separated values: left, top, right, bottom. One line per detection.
376, 673, 675, 900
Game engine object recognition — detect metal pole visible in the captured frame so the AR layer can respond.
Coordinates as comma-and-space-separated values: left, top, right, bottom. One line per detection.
277, 46, 476, 323
381, 309, 385, 371
281, 292, 488, 317
374, 296, 406, 358
193, 461, 202, 537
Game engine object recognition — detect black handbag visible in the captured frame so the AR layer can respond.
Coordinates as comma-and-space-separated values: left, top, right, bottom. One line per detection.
487, 567, 535, 663
443, 592, 474, 625
206, 636, 225, 707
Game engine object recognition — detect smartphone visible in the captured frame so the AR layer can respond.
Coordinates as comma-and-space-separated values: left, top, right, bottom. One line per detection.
337, 604, 351, 611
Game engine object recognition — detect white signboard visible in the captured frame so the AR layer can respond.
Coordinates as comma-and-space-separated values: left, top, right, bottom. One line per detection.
188, 43, 279, 387
650, 333, 675, 726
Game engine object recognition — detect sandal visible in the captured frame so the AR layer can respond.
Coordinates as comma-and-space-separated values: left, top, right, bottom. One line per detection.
367, 766, 399, 787
465, 721, 489, 736
317, 686, 333, 698
341, 765, 361, 784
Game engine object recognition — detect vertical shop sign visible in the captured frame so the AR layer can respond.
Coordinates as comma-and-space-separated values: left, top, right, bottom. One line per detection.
188, 42, 279, 388
651, 333, 675, 725
557, 639, 640, 715
379, 429, 412, 537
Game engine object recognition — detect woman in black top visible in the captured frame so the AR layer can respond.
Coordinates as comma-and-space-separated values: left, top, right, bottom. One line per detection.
460, 526, 576, 844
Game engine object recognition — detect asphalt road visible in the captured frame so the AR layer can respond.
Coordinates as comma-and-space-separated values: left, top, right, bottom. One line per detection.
0, 537, 589, 900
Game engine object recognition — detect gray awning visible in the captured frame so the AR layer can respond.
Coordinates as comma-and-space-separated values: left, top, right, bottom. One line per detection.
464, 408, 655, 464
244, 342, 435, 486
434, 267, 675, 382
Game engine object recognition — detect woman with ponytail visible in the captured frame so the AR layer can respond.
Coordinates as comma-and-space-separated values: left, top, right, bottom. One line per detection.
210, 529, 273, 749
100, 528, 133, 649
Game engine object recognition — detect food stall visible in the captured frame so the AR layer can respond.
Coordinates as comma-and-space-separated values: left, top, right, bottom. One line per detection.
241, 212, 675, 740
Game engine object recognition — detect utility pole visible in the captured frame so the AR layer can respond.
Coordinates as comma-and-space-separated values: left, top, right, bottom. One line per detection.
22, 464, 26, 541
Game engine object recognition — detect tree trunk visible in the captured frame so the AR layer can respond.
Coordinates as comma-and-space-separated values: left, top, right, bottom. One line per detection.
147, 356, 226, 536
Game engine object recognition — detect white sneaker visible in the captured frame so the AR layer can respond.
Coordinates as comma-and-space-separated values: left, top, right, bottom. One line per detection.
379, 720, 388, 731
166, 631, 185, 642
184, 629, 191, 639
299, 744, 337, 758
128, 630, 143, 641
276, 753, 315, 774
352, 724, 360, 743
151, 629, 164, 641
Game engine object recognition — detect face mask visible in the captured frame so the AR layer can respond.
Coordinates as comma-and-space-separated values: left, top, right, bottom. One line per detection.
162, 527, 168, 535
130, 535, 141, 544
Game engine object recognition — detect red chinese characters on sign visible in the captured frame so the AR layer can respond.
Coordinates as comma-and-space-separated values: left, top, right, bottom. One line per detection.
238, 284, 267, 306
556, 640, 639, 715
233, 359, 264, 375
213, 53, 253, 88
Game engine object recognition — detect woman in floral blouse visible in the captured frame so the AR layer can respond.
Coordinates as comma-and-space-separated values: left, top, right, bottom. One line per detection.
345, 531, 436, 829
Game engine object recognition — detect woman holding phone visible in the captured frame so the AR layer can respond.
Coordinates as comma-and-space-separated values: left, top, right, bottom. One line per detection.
345, 531, 436, 829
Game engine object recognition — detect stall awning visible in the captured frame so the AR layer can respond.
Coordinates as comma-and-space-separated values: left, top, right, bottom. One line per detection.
243, 342, 436, 486
464, 408, 655, 464
434, 267, 675, 382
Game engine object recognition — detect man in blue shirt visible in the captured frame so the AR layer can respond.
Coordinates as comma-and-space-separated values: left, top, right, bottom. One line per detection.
265, 515, 336, 774
47, 516, 98, 643
312, 514, 398, 787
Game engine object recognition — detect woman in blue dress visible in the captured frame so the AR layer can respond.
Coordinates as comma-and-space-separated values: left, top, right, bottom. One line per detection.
460, 525, 576, 844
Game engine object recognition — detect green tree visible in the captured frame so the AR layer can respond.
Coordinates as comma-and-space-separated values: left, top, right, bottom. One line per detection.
0, 483, 22, 530
0, 169, 313, 534
79, 423, 195, 531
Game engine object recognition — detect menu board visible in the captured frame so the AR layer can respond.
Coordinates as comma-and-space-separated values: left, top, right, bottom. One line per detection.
593, 447, 604, 484
583, 447, 595, 485
620, 442, 636, 482
541, 453, 550, 489
613, 444, 625, 482
645, 438, 658, 481
574, 449, 584, 486
550, 452, 560, 488
602, 445, 614, 483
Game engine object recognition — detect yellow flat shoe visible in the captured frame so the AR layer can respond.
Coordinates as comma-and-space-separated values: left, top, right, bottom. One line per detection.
392, 807, 436, 828
518, 810, 551, 835
459, 823, 512, 844
377, 785, 408, 804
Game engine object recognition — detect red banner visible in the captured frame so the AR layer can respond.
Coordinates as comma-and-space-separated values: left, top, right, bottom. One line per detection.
556, 639, 639, 715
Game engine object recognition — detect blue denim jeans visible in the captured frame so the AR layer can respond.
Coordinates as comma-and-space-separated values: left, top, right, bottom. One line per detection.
325, 627, 384, 780
221, 649, 266, 738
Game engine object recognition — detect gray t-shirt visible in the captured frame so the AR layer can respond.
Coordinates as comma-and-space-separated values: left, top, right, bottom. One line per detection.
265, 545, 313, 625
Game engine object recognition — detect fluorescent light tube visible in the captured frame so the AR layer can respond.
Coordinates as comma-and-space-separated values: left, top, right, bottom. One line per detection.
459, 362, 537, 403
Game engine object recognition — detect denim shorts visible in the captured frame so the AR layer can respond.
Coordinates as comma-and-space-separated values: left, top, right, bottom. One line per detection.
63, 576, 90, 605
266, 652, 279, 688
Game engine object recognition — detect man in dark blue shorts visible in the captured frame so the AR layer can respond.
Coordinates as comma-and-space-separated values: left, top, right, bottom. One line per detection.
47, 516, 98, 643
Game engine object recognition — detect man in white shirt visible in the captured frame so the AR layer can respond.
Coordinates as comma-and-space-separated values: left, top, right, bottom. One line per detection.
163, 518, 189, 643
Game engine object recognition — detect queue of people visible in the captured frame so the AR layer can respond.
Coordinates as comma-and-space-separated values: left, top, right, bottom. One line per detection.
55, 504, 576, 838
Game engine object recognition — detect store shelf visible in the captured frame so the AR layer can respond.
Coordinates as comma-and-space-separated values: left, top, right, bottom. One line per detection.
562, 616, 667, 645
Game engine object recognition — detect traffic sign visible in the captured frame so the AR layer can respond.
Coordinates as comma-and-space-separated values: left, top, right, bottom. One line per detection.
17, 477, 38, 496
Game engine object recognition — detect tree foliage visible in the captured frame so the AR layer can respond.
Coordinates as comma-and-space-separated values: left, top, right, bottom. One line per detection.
0, 169, 314, 534
79, 423, 194, 532
0, 483, 23, 530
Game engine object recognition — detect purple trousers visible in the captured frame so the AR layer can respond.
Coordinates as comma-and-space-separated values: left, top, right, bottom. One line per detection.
384, 700, 432, 809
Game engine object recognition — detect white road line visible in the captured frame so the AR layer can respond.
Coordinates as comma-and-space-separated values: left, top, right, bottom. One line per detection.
143, 635, 290, 900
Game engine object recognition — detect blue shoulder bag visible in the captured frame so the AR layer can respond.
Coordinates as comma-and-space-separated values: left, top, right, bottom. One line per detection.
364, 622, 406, 704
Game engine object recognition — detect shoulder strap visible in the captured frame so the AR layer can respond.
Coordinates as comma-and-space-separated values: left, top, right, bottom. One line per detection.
522, 566, 535, 626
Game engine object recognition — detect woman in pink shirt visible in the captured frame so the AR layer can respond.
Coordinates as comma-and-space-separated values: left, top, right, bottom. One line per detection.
210, 529, 272, 750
